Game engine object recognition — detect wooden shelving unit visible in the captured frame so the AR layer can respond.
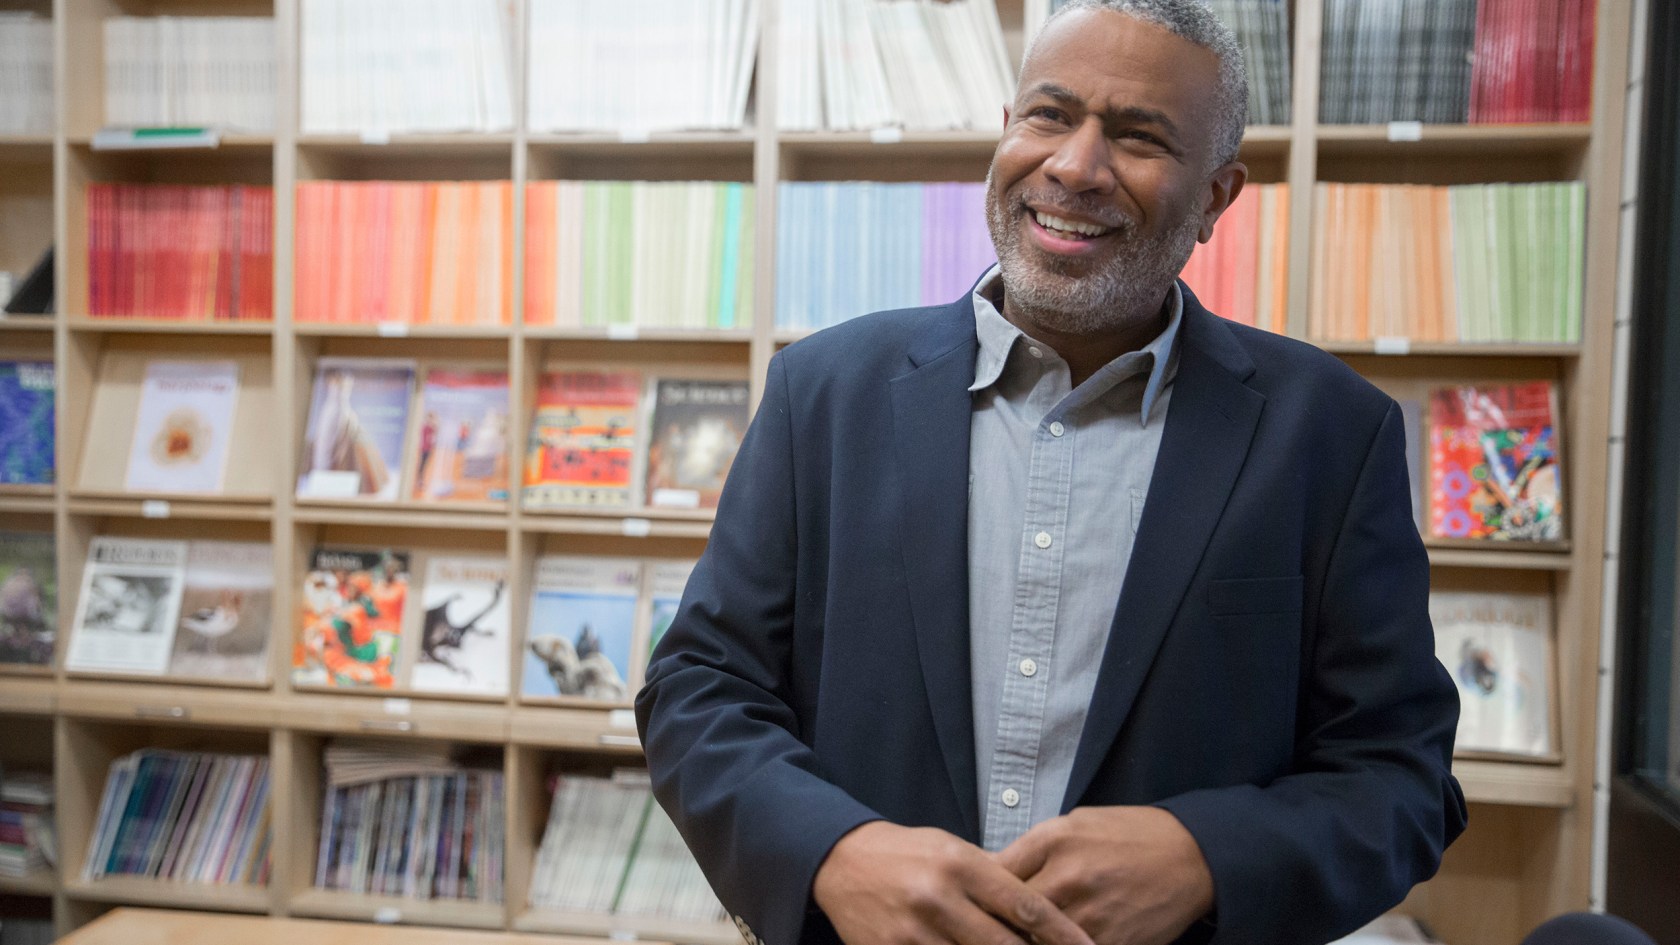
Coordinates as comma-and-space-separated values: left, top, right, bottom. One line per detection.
0, 1, 1638, 944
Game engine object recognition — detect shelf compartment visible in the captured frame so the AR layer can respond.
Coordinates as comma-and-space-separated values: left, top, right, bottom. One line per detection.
285, 888, 505, 930
1315, 123, 1591, 155
62, 875, 270, 913
515, 908, 739, 945
65, 317, 273, 335
0, 868, 57, 897
295, 139, 512, 184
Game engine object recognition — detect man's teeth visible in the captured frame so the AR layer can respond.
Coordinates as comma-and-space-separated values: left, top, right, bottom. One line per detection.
1034, 211, 1113, 238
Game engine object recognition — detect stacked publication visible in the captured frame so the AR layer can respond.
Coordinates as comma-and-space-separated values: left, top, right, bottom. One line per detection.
776, 182, 996, 330
0, 772, 53, 878
294, 181, 514, 326
85, 184, 275, 321
1048, 0, 1291, 125
1308, 181, 1585, 344
102, 16, 277, 132
525, 181, 755, 331
1179, 183, 1289, 333
0, 14, 53, 134
528, 774, 727, 926
0, 530, 55, 669
528, 0, 756, 133
777, 0, 1013, 132
1427, 380, 1565, 544
312, 740, 505, 903
1319, 0, 1594, 124
83, 749, 273, 885
0, 359, 53, 488
299, 0, 513, 134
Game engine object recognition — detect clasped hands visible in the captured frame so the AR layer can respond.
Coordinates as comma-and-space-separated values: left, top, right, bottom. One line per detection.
811, 807, 1215, 945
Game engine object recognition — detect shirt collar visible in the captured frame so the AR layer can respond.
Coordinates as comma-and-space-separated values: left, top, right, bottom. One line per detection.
968, 265, 1184, 426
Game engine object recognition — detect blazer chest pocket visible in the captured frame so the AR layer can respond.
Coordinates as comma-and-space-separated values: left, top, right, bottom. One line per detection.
1206, 575, 1304, 616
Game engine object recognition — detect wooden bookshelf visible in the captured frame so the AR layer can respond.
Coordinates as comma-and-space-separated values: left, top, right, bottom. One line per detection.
0, 1, 1638, 943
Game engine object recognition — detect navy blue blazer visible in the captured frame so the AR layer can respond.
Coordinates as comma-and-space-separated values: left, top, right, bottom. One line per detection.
636, 284, 1466, 945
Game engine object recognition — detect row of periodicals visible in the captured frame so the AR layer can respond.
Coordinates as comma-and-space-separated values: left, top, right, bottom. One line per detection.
0, 0, 1595, 137
55, 177, 1587, 344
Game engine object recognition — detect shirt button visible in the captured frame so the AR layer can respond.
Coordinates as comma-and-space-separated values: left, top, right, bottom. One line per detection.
1027, 345, 1043, 359
1033, 531, 1052, 549
1019, 658, 1037, 677
1001, 788, 1021, 808
1049, 421, 1065, 437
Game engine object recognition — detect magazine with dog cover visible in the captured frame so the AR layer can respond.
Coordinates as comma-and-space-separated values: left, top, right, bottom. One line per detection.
521, 555, 641, 704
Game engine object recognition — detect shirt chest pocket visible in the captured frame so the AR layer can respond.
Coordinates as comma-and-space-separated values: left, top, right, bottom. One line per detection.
1206, 575, 1304, 616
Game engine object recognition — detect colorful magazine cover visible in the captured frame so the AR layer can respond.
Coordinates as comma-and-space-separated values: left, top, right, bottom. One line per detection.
522, 556, 641, 703
1428, 381, 1564, 541
0, 360, 53, 486
293, 548, 411, 689
65, 537, 188, 675
297, 358, 416, 502
410, 369, 510, 504
1429, 591, 1554, 758
124, 359, 240, 494
410, 555, 510, 696
167, 540, 275, 683
522, 371, 641, 510
643, 378, 749, 510
0, 530, 56, 666
644, 558, 696, 670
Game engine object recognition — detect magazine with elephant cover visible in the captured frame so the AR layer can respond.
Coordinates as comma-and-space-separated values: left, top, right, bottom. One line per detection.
65, 537, 188, 675
522, 555, 642, 704
1429, 590, 1555, 759
293, 547, 411, 689
0, 530, 56, 666
297, 358, 416, 502
166, 540, 274, 683
408, 554, 510, 696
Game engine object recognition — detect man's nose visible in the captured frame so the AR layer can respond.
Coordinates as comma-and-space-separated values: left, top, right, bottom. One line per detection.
1042, 118, 1116, 194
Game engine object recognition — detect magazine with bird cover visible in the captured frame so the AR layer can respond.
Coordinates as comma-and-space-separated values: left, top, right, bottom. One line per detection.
123, 359, 240, 494
643, 558, 696, 669
0, 530, 56, 667
522, 370, 642, 510
1429, 590, 1555, 759
293, 547, 411, 689
166, 541, 274, 683
297, 358, 416, 502
65, 537, 188, 675
0, 360, 54, 486
643, 378, 749, 510
522, 556, 642, 704
408, 368, 511, 505
408, 555, 510, 696
1427, 381, 1564, 542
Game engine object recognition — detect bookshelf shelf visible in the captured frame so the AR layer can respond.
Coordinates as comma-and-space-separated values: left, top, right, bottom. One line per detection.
283, 692, 512, 742
508, 706, 643, 754
513, 909, 739, 945
521, 327, 754, 344
0, 490, 55, 516
1425, 546, 1574, 571
290, 503, 511, 532
286, 889, 506, 930
518, 514, 713, 541
0, 135, 53, 149
71, 134, 277, 153
64, 318, 275, 336
0, 869, 57, 898
1314, 123, 1592, 156
1317, 341, 1584, 358
296, 134, 516, 157
292, 323, 512, 340
57, 682, 277, 728
0, 676, 53, 714
62, 876, 271, 914
1453, 759, 1575, 809
65, 494, 275, 522
0, 318, 54, 333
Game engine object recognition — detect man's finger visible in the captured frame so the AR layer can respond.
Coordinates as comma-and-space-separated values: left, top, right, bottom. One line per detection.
964, 859, 1094, 945
993, 822, 1054, 881
935, 897, 1032, 945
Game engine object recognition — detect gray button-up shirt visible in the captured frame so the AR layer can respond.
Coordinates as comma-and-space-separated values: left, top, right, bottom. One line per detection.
966, 265, 1182, 851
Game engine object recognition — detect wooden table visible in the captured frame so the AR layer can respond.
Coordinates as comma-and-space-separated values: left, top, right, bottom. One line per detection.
55, 908, 650, 945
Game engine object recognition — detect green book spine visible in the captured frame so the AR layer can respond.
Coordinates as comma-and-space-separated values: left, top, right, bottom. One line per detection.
717, 184, 743, 329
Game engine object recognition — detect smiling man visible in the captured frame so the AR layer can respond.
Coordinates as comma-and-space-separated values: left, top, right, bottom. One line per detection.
636, 3, 1466, 945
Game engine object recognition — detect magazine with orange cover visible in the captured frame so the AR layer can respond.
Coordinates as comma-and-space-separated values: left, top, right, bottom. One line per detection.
523, 370, 642, 510
1428, 381, 1565, 542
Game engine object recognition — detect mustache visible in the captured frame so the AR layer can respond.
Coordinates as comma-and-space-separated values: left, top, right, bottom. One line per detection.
1011, 189, 1133, 231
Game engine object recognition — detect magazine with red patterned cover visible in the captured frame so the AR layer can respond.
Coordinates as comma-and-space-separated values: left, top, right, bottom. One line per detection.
1427, 381, 1564, 541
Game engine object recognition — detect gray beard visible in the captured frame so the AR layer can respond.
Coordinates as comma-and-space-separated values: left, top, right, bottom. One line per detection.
985, 169, 1204, 336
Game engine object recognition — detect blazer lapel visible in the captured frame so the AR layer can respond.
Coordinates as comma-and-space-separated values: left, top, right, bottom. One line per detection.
889, 301, 982, 842
1062, 291, 1267, 810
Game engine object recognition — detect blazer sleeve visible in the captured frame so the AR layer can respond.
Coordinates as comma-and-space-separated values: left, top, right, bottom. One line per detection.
635, 351, 882, 945
1155, 400, 1468, 945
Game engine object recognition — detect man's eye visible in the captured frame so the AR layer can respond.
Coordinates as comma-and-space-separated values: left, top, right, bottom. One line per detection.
1122, 130, 1165, 146
1027, 107, 1067, 123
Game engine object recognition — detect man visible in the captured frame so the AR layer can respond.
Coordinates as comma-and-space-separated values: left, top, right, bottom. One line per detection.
636, 2, 1466, 944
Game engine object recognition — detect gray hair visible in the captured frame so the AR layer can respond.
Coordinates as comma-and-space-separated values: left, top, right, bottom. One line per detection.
1031, 0, 1248, 169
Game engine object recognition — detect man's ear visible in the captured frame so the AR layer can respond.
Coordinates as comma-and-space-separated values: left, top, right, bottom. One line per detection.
1197, 162, 1248, 243
1002, 104, 1011, 133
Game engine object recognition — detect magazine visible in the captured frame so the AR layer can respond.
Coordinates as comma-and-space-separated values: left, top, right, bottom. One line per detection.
166, 540, 274, 683
410, 368, 510, 504
297, 358, 416, 502
409, 555, 510, 696
522, 556, 641, 703
523, 370, 642, 510
0, 531, 56, 666
1429, 590, 1554, 757
0, 360, 53, 486
293, 548, 411, 689
1428, 381, 1564, 541
643, 558, 696, 669
643, 378, 749, 510
124, 360, 241, 494
65, 537, 188, 675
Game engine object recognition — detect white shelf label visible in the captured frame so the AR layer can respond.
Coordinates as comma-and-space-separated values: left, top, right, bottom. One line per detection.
607, 324, 639, 341
869, 127, 904, 144
372, 907, 402, 924
621, 517, 653, 537
140, 500, 171, 519
359, 129, 391, 146
383, 697, 412, 715
1386, 121, 1424, 142
619, 129, 652, 144
608, 931, 638, 942
377, 321, 409, 337
1373, 336, 1413, 355
608, 708, 637, 729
